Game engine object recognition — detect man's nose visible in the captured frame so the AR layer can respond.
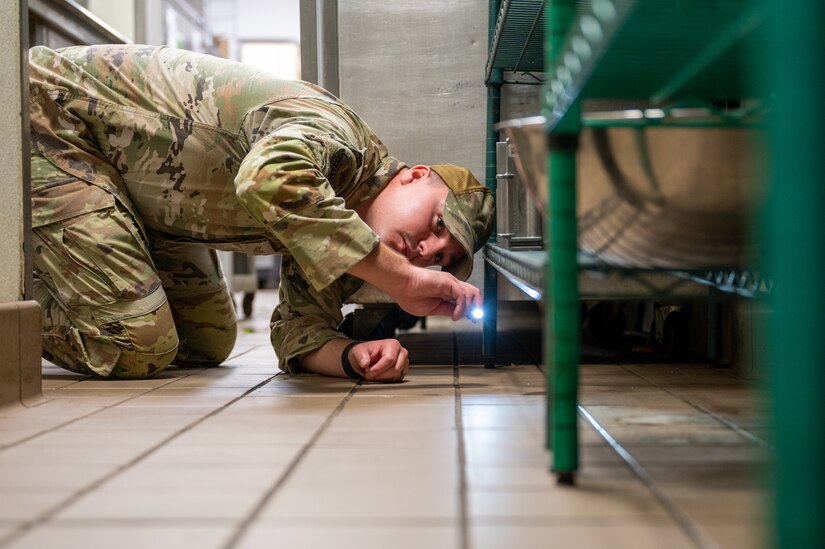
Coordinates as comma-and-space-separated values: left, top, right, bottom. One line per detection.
418, 237, 441, 263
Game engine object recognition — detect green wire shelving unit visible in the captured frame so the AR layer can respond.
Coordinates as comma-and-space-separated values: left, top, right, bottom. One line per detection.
484, 0, 825, 545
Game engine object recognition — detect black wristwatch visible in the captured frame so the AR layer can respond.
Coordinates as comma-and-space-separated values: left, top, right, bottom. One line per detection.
340, 341, 364, 380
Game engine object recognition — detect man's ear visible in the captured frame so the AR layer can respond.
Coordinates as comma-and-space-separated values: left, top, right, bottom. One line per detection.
400, 165, 431, 185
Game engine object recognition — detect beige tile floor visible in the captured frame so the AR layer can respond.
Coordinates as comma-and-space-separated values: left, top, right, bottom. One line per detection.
0, 291, 769, 549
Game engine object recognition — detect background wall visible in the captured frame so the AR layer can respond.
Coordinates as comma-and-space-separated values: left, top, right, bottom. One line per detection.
338, 0, 487, 174
337, 0, 488, 287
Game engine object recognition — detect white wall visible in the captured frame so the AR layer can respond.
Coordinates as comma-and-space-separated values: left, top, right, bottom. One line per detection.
207, 0, 299, 60
84, 0, 136, 40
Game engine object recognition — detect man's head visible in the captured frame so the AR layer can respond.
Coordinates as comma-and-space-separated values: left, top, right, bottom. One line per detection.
357, 164, 494, 280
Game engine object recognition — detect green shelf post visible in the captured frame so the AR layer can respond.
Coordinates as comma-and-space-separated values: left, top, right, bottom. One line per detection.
544, 0, 580, 483
483, 0, 502, 369
767, 0, 825, 546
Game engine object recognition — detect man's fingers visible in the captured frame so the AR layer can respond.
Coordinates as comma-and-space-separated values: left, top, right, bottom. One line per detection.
368, 352, 396, 376
394, 348, 409, 375
452, 292, 472, 321
430, 301, 457, 317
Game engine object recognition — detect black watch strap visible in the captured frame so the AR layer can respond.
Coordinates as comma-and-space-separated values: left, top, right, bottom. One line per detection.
340, 341, 364, 380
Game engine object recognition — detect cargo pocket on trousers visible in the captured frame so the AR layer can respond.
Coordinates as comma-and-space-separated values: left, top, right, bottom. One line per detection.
59, 206, 161, 306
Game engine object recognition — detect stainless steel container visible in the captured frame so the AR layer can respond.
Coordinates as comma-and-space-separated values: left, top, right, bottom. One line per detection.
495, 139, 543, 249
496, 115, 763, 270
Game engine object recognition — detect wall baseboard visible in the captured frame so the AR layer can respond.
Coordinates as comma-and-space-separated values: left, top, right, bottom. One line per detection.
0, 301, 42, 410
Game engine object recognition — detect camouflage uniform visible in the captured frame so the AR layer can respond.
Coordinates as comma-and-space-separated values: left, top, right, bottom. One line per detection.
29, 44, 403, 378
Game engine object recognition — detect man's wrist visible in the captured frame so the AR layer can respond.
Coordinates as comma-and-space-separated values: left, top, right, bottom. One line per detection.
340, 341, 364, 380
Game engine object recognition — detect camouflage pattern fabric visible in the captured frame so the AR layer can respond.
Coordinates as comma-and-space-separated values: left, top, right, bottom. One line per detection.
29, 44, 404, 377
31, 152, 178, 378
270, 256, 364, 373
32, 151, 239, 378
150, 238, 238, 367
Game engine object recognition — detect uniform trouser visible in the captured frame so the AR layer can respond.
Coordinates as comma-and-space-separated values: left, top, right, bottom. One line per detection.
31, 154, 237, 379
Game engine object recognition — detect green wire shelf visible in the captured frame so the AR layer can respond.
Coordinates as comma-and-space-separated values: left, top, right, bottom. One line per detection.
543, 0, 770, 130
485, 0, 547, 83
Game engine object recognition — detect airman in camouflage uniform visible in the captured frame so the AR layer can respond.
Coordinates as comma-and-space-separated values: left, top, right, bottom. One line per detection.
28, 44, 494, 381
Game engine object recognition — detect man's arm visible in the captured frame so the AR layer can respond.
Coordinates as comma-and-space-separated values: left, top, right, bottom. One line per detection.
300, 337, 409, 382
235, 115, 482, 320
235, 122, 382, 292
270, 255, 361, 374
271, 255, 409, 382
346, 242, 481, 321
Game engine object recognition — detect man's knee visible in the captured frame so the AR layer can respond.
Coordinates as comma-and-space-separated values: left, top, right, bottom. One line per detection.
174, 314, 237, 366
151, 245, 237, 366
102, 301, 180, 379
166, 284, 238, 367
58, 301, 178, 380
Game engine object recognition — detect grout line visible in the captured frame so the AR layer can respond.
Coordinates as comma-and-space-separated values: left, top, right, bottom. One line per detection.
224, 344, 270, 362
577, 404, 721, 549
222, 381, 362, 549
0, 373, 202, 453
619, 364, 769, 447
0, 372, 281, 548
1, 343, 273, 452
453, 332, 470, 549
41, 376, 92, 393
533, 359, 725, 547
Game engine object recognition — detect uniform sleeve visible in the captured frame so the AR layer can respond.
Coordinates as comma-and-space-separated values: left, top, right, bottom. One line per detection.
270, 255, 362, 374
234, 121, 379, 291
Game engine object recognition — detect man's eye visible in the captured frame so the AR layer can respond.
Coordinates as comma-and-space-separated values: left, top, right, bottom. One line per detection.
437, 216, 445, 233
435, 252, 443, 264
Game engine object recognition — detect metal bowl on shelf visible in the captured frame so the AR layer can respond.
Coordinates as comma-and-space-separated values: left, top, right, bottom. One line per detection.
495, 114, 764, 270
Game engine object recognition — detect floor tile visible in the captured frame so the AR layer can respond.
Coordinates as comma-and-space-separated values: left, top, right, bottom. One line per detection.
662, 486, 768, 518
699, 518, 769, 549
332, 406, 457, 430
0, 444, 151, 466
258, 480, 460, 520
238, 523, 458, 549
141, 443, 301, 466
468, 478, 667, 519
461, 404, 545, 430
0, 464, 115, 490
8, 523, 234, 549
315, 427, 458, 449
0, 489, 72, 521
55, 487, 262, 521
166, 373, 275, 389
470, 520, 694, 549
355, 382, 456, 397
104, 463, 289, 490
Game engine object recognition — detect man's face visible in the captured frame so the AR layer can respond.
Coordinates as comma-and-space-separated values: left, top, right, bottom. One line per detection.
361, 167, 465, 270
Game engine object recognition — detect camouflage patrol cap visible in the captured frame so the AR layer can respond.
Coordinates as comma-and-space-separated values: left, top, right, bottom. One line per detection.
430, 165, 494, 281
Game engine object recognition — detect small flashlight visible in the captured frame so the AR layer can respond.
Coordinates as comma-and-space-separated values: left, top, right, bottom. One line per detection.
467, 306, 484, 321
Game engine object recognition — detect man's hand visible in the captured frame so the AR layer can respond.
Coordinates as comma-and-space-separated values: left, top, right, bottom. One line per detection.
393, 267, 481, 321
348, 243, 481, 320
349, 339, 409, 382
